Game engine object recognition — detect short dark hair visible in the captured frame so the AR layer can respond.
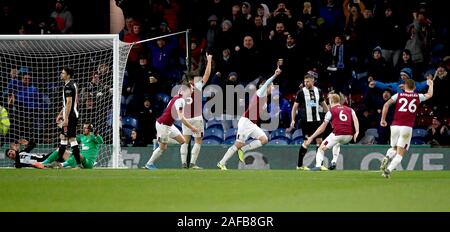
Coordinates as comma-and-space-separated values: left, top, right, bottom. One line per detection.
4, 149, 15, 160
63, 67, 74, 77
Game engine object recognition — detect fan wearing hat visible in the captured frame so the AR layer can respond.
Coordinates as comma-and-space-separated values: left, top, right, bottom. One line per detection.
369, 67, 429, 94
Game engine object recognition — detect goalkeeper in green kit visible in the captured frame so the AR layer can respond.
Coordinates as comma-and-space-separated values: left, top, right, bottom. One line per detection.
42, 123, 103, 169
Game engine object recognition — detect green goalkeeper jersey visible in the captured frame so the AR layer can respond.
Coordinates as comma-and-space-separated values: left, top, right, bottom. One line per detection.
77, 133, 104, 160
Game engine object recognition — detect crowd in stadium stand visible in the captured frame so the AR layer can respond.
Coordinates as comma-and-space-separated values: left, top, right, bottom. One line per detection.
1, 0, 449, 147
116, 0, 449, 147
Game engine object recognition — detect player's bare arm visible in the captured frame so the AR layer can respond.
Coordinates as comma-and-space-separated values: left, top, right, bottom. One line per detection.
177, 107, 198, 133
201, 53, 213, 84
305, 121, 328, 146
64, 96, 72, 128
380, 99, 395, 127
321, 101, 329, 113
290, 102, 299, 129
424, 79, 433, 100
352, 109, 360, 142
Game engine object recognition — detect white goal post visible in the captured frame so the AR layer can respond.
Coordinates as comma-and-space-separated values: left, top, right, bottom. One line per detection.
0, 34, 131, 168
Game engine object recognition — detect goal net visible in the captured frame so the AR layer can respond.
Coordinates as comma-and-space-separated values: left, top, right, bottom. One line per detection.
0, 35, 130, 168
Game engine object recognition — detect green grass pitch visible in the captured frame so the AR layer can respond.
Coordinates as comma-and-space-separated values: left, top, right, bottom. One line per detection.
1, 169, 449, 212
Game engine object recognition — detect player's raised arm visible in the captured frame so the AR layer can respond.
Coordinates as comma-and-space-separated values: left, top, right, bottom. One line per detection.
256, 67, 282, 97
201, 53, 213, 84
423, 79, 433, 101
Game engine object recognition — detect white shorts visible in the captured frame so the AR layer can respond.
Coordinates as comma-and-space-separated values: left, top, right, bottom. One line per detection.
322, 133, 353, 149
182, 116, 204, 138
390, 125, 413, 150
156, 121, 182, 143
236, 117, 266, 143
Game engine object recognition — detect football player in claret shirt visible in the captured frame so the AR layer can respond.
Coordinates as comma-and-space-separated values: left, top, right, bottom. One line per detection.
304, 93, 360, 171
217, 67, 282, 170
144, 82, 198, 169
380, 79, 433, 178
180, 53, 212, 169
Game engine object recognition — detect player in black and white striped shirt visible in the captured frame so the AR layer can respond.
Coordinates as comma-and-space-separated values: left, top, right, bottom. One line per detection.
290, 71, 328, 170
5, 139, 47, 169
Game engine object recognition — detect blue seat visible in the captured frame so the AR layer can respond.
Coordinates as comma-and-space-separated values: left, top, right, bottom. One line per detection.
411, 138, 425, 145
206, 119, 222, 129
365, 128, 378, 138
268, 138, 290, 145
225, 128, 238, 140
155, 92, 170, 105
412, 128, 428, 139
270, 128, 291, 142
203, 127, 224, 141
203, 138, 222, 145
122, 116, 138, 129
122, 127, 134, 140
223, 137, 235, 145
291, 129, 303, 140
290, 138, 304, 145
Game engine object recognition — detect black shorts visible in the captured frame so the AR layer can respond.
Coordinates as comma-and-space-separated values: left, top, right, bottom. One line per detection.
301, 121, 323, 139
61, 116, 78, 138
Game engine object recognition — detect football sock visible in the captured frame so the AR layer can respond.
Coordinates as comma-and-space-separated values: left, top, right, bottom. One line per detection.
72, 145, 81, 165
332, 144, 340, 163
57, 145, 67, 162
241, 140, 262, 152
180, 143, 188, 164
190, 143, 201, 164
315, 148, 325, 168
297, 144, 308, 167
386, 148, 396, 159
387, 154, 402, 172
219, 145, 237, 165
148, 148, 164, 165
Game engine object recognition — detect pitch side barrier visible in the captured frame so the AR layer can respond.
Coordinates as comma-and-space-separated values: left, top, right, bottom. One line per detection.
117, 144, 449, 170
2, 144, 448, 170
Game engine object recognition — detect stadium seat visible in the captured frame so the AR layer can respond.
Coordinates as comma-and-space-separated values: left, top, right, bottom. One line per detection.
203, 127, 224, 142
206, 119, 222, 130
223, 137, 235, 145
122, 127, 134, 140
122, 116, 139, 129
155, 92, 170, 105
224, 128, 238, 140
291, 129, 303, 141
268, 138, 290, 145
412, 128, 428, 139
411, 138, 426, 145
290, 138, 304, 145
203, 137, 222, 145
416, 116, 433, 128
365, 128, 379, 139
270, 128, 291, 142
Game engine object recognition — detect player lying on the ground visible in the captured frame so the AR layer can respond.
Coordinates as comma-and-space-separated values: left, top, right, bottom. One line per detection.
4, 139, 68, 169
41, 123, 104, 169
